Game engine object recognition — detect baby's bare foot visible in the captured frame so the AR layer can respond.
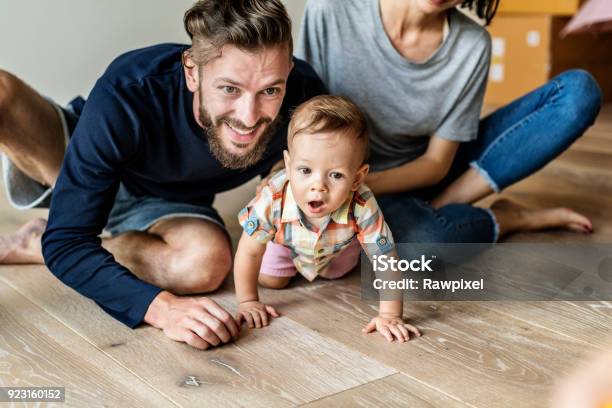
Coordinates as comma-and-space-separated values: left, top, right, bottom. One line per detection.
0, 218, 47, 264
491, 198, 592, 237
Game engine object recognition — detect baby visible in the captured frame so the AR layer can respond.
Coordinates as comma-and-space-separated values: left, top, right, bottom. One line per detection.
233, 95, 420, 342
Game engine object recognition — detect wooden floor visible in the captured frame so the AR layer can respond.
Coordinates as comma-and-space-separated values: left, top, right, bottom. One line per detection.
1, 106, 611, 407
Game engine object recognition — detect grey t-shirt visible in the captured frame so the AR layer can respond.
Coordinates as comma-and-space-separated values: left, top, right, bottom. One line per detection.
296, 0, 492, 171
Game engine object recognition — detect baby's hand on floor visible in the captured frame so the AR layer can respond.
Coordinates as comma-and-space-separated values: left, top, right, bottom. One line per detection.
362, 315, 421, 342
236, 301, 280, 329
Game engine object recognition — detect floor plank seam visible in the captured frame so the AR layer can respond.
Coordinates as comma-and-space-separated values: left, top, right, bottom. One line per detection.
293, 373, 398, 407
0, 273, 183, 408
294, 372, 478, 408
393, 372, 478, 408
477, 302, 608, 351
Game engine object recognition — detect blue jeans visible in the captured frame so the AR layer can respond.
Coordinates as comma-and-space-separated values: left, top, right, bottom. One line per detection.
378, 69, 602, 244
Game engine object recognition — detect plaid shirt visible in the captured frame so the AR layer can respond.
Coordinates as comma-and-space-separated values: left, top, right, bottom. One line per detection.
238, 170, 394, 281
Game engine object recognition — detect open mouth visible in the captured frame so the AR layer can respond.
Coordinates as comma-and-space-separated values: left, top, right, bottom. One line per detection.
307, 200, 326, 213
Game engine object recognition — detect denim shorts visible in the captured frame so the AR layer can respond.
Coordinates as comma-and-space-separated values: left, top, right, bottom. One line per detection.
105, 183, 224, 236
1, 97, 225, 236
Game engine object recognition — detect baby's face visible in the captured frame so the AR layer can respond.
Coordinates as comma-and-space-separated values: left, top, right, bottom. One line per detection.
284, 131, 368, 224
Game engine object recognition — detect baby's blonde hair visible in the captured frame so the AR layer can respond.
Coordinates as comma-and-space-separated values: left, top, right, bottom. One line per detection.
288, 95, 369, 164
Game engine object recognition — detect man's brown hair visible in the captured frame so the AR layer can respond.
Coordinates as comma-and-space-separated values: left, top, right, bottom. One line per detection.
288, 95, 370, 165
183, 0, 293, 66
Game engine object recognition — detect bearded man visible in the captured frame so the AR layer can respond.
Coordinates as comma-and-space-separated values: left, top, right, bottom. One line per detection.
0, 0, 324, 349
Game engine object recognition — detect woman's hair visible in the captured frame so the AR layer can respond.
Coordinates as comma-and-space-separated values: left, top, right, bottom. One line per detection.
183, 0, 293, 66
461, 0, 500, 25
288, 95, 370, 165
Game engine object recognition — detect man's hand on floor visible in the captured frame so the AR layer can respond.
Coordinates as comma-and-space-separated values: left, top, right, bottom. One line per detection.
144, 291, 239, 350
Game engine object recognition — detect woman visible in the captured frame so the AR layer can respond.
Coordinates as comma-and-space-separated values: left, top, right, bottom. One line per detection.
296, 0, 602, 243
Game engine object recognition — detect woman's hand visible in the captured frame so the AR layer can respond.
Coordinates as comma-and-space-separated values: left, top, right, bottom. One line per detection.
362, 314, 421, 342
236, 300, 280, 329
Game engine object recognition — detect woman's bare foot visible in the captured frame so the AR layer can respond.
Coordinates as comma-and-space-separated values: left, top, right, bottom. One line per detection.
491, 198, 593, 239
0, 218, 47, 264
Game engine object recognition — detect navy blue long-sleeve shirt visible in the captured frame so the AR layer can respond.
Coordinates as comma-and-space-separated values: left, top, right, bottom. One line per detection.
42, 43, 325, 328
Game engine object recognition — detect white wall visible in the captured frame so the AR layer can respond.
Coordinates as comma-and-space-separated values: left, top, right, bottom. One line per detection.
0, 0, 306, 105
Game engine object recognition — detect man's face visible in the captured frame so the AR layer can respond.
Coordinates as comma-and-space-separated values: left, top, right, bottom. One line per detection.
184, 43, 293, 169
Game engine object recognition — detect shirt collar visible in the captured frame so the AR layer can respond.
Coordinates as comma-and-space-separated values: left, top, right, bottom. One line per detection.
280, 183, 302, 222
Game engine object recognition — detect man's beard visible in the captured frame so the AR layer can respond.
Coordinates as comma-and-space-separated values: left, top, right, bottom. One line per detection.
199, 104, 282, 170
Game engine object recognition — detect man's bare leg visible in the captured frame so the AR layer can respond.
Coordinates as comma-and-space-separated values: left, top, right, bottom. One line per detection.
102, 217, 233, 294
0, 70, 66, 263
0, 70, 65, 187
431, 167, 592, 238
2, 215, 232, 295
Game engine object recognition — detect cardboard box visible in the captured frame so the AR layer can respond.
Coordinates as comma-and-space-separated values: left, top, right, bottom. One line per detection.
497, 0, 585, 16
484, 14, 612, 106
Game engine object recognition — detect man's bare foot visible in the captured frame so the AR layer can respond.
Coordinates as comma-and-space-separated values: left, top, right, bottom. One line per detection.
0, 218, 47, 264
491, 198, 593, 239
